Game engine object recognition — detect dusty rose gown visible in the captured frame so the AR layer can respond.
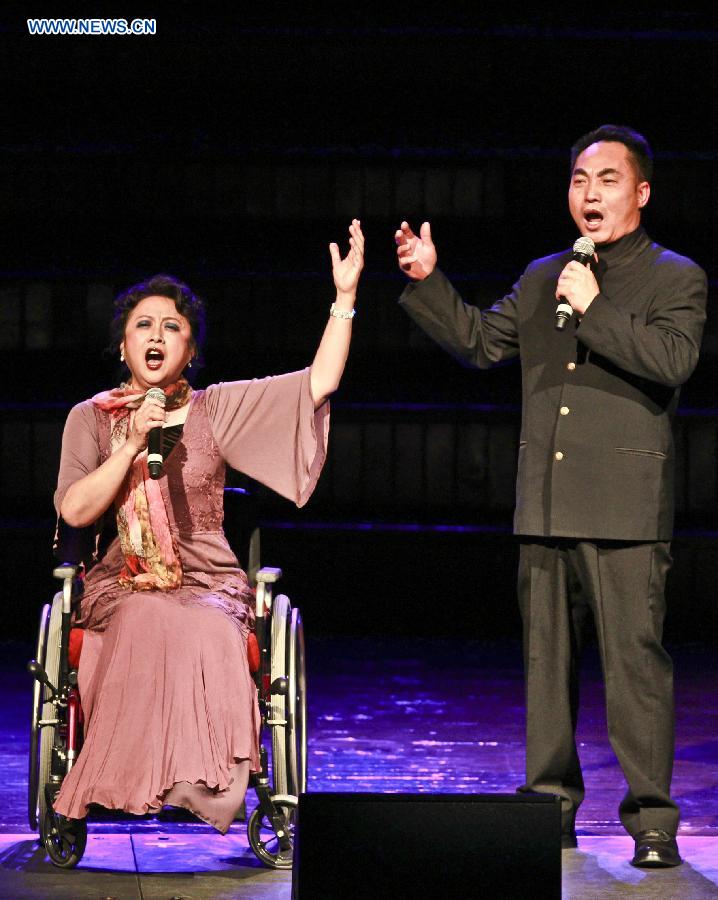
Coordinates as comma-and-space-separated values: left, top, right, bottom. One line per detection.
52, 369, 328, 832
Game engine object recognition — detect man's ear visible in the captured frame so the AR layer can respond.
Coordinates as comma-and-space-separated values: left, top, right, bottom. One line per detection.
637, 181, 651, 209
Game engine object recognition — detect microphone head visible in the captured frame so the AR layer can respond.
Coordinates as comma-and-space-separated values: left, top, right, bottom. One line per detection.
145, 387, 166, 407
573, 236, 595, 258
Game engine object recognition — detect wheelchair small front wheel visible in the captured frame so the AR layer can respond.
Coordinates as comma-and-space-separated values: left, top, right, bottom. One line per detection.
41, 808, 87, 869
247, 794, 297, 869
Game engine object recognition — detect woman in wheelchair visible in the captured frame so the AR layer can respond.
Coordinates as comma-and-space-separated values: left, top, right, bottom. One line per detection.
48, 221, 363, 841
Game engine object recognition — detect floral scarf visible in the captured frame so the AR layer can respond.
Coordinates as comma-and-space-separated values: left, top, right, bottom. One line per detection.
91, 379, 192, 591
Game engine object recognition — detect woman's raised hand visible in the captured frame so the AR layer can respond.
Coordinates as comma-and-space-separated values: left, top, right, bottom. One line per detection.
309, 220, 364, 407
329, 219, 364, 296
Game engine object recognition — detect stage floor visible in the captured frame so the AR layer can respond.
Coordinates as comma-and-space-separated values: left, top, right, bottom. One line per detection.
2, 637, 716, 898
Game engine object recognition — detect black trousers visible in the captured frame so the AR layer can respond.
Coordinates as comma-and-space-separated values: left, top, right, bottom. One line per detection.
516, 538, 678, 837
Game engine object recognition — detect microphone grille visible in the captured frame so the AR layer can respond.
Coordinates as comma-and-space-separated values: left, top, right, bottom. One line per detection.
573, 236, 595, 257
145, 387, 166, 407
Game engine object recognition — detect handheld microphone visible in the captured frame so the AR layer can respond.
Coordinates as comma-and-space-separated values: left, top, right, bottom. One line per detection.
145, 387, 166, 479
555, 236, 595, 331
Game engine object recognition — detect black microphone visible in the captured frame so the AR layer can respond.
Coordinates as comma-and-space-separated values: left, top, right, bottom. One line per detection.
555, 236, 596, 331
145, 387, 166, 479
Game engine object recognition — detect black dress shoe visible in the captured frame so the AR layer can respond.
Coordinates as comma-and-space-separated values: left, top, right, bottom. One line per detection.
561, 831, 578, 850
631, 830, 682, 867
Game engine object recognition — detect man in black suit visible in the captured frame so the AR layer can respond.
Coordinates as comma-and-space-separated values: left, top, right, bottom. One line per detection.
395, 125, 707, 866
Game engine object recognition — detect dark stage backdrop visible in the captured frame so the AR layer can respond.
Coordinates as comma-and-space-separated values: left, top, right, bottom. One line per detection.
2, 12, 718, 642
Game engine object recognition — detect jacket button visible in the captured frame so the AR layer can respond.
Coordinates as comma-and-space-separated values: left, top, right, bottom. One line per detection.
560, 406, 570, 415
567, 362, 576, 371
555, 451, 564, 461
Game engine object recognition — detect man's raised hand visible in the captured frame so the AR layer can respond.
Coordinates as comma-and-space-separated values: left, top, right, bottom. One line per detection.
394, 220, 437, 281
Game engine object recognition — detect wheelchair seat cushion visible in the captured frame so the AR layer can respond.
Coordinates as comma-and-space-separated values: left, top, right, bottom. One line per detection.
68, 627, 84, 670
247, 632, 260, 673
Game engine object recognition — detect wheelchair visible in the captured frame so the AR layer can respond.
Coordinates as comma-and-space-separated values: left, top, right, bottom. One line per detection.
27, 507, 307, 870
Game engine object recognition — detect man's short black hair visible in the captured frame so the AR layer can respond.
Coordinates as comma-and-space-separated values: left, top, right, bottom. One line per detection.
570, 125, 653, 183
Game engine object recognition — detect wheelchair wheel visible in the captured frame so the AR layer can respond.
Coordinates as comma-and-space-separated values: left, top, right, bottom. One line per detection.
287, 607, 307, 796
28, 603, 51, 830
270, 594, 290, 795
29, 595, 63, 832
247, 794, 297, 869
42, 807, 87, 869
270, 598, 308, 798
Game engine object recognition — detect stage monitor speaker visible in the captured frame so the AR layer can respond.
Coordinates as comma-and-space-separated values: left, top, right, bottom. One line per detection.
292, 792, 561, 899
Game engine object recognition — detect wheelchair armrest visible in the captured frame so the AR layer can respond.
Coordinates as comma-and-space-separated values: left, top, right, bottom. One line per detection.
53, 564, 79, 581
256, 567, 282, 584
54, 517, 96, 567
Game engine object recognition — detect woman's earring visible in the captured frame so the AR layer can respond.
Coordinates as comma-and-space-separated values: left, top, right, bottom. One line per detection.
187, 360, 192, 369
120, 349, 125, 362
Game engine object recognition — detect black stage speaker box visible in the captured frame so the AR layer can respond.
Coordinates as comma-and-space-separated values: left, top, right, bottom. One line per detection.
292, 792, 561, 899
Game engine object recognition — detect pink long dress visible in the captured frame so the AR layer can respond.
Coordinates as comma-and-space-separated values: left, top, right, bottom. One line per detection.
52, 369, 329, 833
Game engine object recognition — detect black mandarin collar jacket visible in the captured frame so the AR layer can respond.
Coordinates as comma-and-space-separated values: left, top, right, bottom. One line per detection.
399, 228, 707, 540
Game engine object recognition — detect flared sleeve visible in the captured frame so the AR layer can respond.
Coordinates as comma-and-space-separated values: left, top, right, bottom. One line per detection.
54, 400, 101, 515
204, 367, 330, 507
